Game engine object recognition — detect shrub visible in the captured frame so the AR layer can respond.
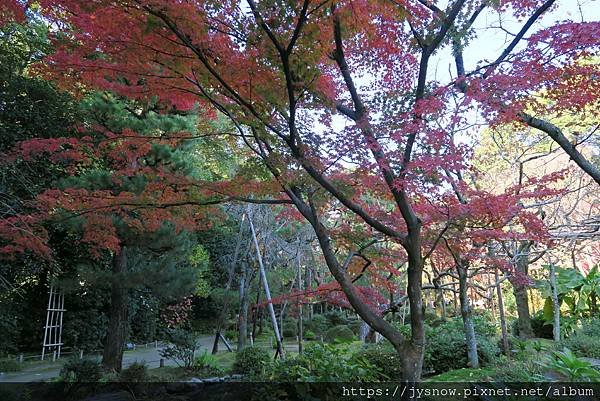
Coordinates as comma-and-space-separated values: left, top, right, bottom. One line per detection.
119, 362, 148, 382
423, 311, 442, 325
347, 319, 362, 335
159, 327, 199, 368
60, 357, 103, 382
354, 343, 402, 380
265, 343, 382, 382
491, 356, 544, 382
423, 317, 500, 374
282, 318, 298, 338
303, 329, 316, 340
233, 346, 270, 376
580, 317, 600, 337
0, 304, 19, 355
324, 310, 347, 326
0, 359, 21, 373
193, 350, 225, 376
305, 314, 328, 335
562, 318, 600, 358
323, 325, 355, 343
224, 329, 238, 340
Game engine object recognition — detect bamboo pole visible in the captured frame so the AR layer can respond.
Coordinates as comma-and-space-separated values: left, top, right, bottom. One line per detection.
247, 206, 284, 358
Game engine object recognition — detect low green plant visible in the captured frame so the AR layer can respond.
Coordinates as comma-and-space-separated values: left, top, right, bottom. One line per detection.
324, 310, 347, 326
60, 357, 103, 382
305, 314, 328, 335
232, 346, 270, 377
224, 329, 238, 341
118, 362, 148, 382
159, 327, 199, 369
323, 325, 355, 343
353, 343, 401, 380
561, 318, 600, 358
303, 329, 316, 340
193, 350, 225, 376
0, 359, 22, 373
422, 317, 500, 374
544, 348, 600, 381
265, 342, 383, 381
491, 356, 545, 382
282, 318, 298, 338
532, 340, 545, 354
511, 336, 528, 357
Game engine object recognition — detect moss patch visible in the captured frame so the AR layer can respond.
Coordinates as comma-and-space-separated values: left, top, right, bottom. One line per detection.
426, 368, 495, 382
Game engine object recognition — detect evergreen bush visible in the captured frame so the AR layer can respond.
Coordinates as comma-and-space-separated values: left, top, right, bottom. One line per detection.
232, 346, 270, 376
323, 325, 355, 343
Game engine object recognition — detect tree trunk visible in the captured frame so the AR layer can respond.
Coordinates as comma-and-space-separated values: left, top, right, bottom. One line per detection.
434, 277, 446, 320
452, 282, 458, 317
297, 256, 303, 354
495, 268, 510, 356
251, 273, 262, 341
258, 307, 264, 336
549, 264, 561, 342
458, 263, 479, 368
237, 264, 251, 351
102, 247, 128, 372
511, 241, 534, 338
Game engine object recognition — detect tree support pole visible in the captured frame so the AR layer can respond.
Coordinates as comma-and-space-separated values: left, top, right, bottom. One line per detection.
247, 205, 284, 358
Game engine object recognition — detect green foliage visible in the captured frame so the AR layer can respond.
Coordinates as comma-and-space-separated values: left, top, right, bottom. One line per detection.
511, 336, 529, 355
305, 315, 328, 335
353, 343, 402, 380
561, 318, 600, 359
0, 359, 22, 373
118, 362, 148, 382
159, 328, 199, 369
427, 368, 495, 382
324, 311, 347, 326
323, 325, 355, 343
188, 245, 211, 297
282, 318, 298, 338
347, 319, 362, 335
491, 356, 545, 382
60, 358, 103, 382
530, 311, 554, 339
129, 294, 160, 343
0, 302, 19, 355
224, 329, 238, 340
265, 342, 383, 381
193, 350, 225, 376
303, 330, 316, 340
423, 317, 500, 374
544, 348, 600, 381
0, 21, 80, 151
537, 265, 600, 320
232, 346, 270, 376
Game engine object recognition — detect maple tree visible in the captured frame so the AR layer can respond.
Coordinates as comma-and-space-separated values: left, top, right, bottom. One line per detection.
473, 116, 599, 339
2, 0, 599, 381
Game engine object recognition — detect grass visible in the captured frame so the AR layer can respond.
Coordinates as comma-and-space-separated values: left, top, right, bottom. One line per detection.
212, 351, 236, 371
